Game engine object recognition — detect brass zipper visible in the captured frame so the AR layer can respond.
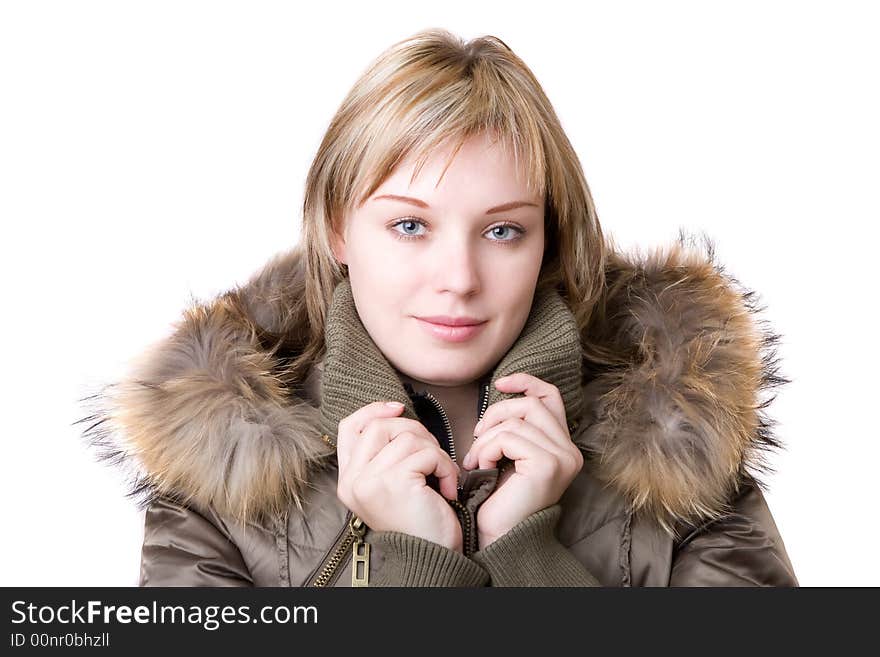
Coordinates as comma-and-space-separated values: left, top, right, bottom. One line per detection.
350, 515, 369, 586
310, 509, 368, 587
447, 497, 477, 556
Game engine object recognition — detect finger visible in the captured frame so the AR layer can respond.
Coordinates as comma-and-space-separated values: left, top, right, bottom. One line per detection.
465, 417, 566, 469
393, 447, 460, 501
365, 429, 450, 474
493, 372, 566, 426
346, 417, 437, 474
469, 431, 547, 471
474, 396, 567, 450
337, 401, 405, 470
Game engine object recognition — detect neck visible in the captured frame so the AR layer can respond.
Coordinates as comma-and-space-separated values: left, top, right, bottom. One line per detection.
396, 369, 484, 414
395, 368, 485, 466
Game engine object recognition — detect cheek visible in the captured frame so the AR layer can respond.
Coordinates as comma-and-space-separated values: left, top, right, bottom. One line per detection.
488, 238, 544, 273
486, 250, 542, 296
490, 284, 535, 337
347, 241, 412, 287
351, 287, 406, 352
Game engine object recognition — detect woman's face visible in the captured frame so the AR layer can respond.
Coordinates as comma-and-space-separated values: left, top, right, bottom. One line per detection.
331, 132, 546, 387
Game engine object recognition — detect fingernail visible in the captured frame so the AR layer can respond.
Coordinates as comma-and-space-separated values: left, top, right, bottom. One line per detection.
385, 402, 403, 409
474, 419, 484, 433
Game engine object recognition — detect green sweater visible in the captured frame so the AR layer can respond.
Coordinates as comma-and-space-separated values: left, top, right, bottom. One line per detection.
370, 504, 601, 587
318, 278, 602, 587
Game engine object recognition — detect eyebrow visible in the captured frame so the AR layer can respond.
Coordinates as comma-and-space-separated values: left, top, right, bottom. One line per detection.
371, 194, 540, 215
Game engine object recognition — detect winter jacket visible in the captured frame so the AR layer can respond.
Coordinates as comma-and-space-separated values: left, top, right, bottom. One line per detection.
78, 237, 799, 586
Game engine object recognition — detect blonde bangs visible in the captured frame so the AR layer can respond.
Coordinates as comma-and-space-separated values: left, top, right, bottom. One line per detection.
296, 28, 607, 383
337, 34, 549, 216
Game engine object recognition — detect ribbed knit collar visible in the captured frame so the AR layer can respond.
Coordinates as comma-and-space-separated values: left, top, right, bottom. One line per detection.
318, 278, 585, 445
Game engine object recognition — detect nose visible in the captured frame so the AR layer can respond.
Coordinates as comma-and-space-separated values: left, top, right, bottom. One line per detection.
431, 233, 481, 296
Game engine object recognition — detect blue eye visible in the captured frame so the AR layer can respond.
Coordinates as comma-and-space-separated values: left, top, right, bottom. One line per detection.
389, 217, 525, 245
393, 218, 426, 239
489, 225, 517, 240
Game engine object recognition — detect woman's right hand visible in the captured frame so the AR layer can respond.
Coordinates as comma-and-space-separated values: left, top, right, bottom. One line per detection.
335, 401, 463, 552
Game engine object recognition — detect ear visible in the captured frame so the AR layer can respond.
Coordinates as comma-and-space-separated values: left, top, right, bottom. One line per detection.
330, 223, 348, 265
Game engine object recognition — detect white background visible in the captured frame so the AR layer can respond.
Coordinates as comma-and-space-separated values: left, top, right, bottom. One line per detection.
1, 0, 877, 586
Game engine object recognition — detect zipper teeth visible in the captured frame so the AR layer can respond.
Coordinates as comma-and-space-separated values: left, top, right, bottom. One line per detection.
479, 380, 490, 422
422, 380, 490, 473
312, 512, 355, 587
312, 536, 353, 587
448, 497, 475, 557
422, 390, 458, 469
422, 381, 489, 558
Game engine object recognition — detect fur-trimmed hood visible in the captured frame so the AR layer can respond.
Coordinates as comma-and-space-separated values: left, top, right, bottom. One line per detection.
75, 232, 788, 536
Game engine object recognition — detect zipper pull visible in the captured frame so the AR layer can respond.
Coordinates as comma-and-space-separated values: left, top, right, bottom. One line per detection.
350, 515, 370, 587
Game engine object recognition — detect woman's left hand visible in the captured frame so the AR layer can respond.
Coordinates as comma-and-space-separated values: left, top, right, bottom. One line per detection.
463, 372, 584, 550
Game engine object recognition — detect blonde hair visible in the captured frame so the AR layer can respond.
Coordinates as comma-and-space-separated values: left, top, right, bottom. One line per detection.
284, 28, 607, 382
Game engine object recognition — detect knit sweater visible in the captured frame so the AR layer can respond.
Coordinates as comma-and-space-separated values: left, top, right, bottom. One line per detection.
318, 278, 601, 587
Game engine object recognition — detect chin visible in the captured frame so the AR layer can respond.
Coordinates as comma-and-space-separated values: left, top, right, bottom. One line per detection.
415, 362, 484, 386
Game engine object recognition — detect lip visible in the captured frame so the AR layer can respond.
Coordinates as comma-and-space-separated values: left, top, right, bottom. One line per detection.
415, 317, 488, 343
416, 315, 486, 326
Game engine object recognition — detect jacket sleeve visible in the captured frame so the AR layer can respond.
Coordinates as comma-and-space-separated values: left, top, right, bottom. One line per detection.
669, 475, 799, 586
139, 496, 254, 587
471, 504, 602, 587
368, 531, 490, 586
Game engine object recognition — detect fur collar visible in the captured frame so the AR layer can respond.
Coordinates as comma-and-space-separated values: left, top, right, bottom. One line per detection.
76, 234, 787, 535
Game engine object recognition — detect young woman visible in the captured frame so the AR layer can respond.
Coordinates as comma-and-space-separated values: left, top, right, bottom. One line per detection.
79, 28, 798, 586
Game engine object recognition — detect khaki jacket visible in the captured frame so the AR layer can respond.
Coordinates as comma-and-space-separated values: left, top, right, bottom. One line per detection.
78, 238, 798, 586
